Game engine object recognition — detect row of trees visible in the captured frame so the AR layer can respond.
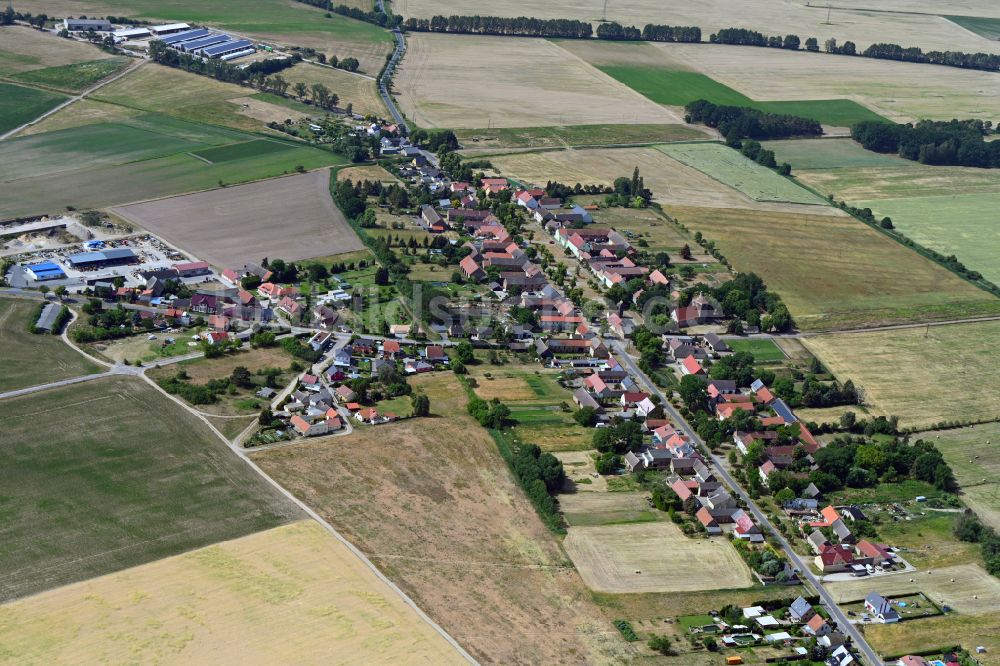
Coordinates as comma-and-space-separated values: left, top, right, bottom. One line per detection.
402, 15, 593, 38
710, 28, 804, 50
685, 99, 822, 141
852, 119, 1000, 168
148, 40, 296, 87
595, 22, 700, 43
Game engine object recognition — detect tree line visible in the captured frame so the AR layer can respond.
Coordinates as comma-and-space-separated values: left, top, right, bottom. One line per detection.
290, 0, 399, 28
595, 22, 700, 42
402, 15, 593, 39
685, 99, 822, 141
148, 40, 296, 86
852, 119, 1000, 168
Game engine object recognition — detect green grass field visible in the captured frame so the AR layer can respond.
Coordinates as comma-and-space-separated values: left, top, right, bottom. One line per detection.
725, 338, 786, 363
916, 423, 1000, 531
455, 123, 707, 150
598, 66, 886, 127
764, 138, 906, 170
0, 299, 102, 393
9, 57, 129, 93
0, 113, 345, 218
0, 82, 66, 134
945, 15, 1000, 40
669, 205, 1000, 330
658, 143, 828, 205
191, 139, 297, 163
0, 376, 301, 602
857, 193, 1000, 285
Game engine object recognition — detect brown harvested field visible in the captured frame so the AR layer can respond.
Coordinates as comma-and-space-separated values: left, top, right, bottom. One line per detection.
803, 321, 1000, 429
251, 372, 634, 664
281, 62, 384, 117
864, 613, 1000, 666
396, 0, 1000, 55
396, 33, 682, 129
564, 523, 752, 594
489, 146, 841, 216
231, 95, 309, 123
666, 204, 1000, 330
111, 169, 363, 268
826, 563, 1000, 615
0, 25, 116, 76
0, 520, 467, 665
596, 42, 1000, 123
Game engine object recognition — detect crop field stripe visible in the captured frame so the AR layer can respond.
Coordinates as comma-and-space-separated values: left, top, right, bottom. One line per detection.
0, 82, 67, 134
190, 139, 298, 163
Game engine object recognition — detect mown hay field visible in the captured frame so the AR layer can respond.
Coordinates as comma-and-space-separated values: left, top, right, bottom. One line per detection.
489, 146, 841, 216
915, 422, 1000, 531
826, 563, 1000, 615
0, 521, 466, 665
764, 138, 906, 171
252, 372, 633, 664
560, 490, 663, 527
804, 321, 1000, 428
112, 169, 361, 268
564, 523, 753, 593
0, 25, 117, 76
658, 143, 829, 205
395, 0, 1000, 55
0, 299, 101, 392
280, 62, 385, 117
395, 33, 682, 129
0, 376, 301, 602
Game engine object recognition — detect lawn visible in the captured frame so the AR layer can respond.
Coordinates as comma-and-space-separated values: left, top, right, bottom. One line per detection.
0, 82, 66, 134
657, 143, 829, 206
804, 321, 1000, 428
0, 299, 101, 393
667, 205, 1000, 330
251, 372, 632, 664
726, 338, 786, 363
598, 66, 886, 127
10, 57, 130, 93
856, 192, 1000, 285
0, 376, 301, 602
455, 123, 707, 150
829, 479, 939, 506
917, 422, 1000, 531
0, 521, 465, 664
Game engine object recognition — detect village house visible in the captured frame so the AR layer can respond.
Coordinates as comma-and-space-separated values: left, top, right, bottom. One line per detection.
789, 596, 815, 623
864, 592, 900, 623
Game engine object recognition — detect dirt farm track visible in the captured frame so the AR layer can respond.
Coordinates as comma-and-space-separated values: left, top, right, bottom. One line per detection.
111, 169, 363, 268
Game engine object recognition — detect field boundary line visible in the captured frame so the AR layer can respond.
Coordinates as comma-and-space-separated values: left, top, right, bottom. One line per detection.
138, 370, 479, 664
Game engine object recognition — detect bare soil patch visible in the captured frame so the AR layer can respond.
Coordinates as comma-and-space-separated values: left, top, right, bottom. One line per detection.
396, 33, 682, 129
111, 169, 362, 268
252, 372, 634, 664
564, 523, 753, 593
0, 521, 466, 664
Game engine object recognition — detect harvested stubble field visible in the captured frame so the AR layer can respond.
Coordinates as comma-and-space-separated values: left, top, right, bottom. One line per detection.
0, 376, 301, 602
396, 33, 682, 129
826, 563, 1000, 615
0, 520, 466, 665
455, 123, 708, 151
489, 146, 841, 216
112, 169, 362, 268
666, 205, 1000, 330
252, 372, 633, 664
280, 62, 384, 117
920, 422, 1000, 531
866, 613, 1000, 666
564, 523, 753, 593
630, 42, 1000, 123
658, 143, 828, 205
804, 321, 1000, 429
796, 163, 1000, 201
0, 299, 101, 393
395, 0, 1000, 55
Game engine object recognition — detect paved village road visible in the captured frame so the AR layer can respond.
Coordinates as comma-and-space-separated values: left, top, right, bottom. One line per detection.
608, 340, 882, 666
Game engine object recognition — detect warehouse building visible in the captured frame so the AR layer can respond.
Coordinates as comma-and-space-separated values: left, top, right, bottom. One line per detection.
113, 27, 152, 40
67, 248, 139, 269
179, 33, 230, 52
35, 303, 61, 332
25, 261, 66, 281
63, 18, 112, 31
158, 27, 210, 46
150, 22, 191, 35
202, 38, 255, 59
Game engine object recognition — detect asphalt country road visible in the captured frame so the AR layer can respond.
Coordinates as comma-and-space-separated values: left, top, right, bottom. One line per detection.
608, 340, 882, 666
